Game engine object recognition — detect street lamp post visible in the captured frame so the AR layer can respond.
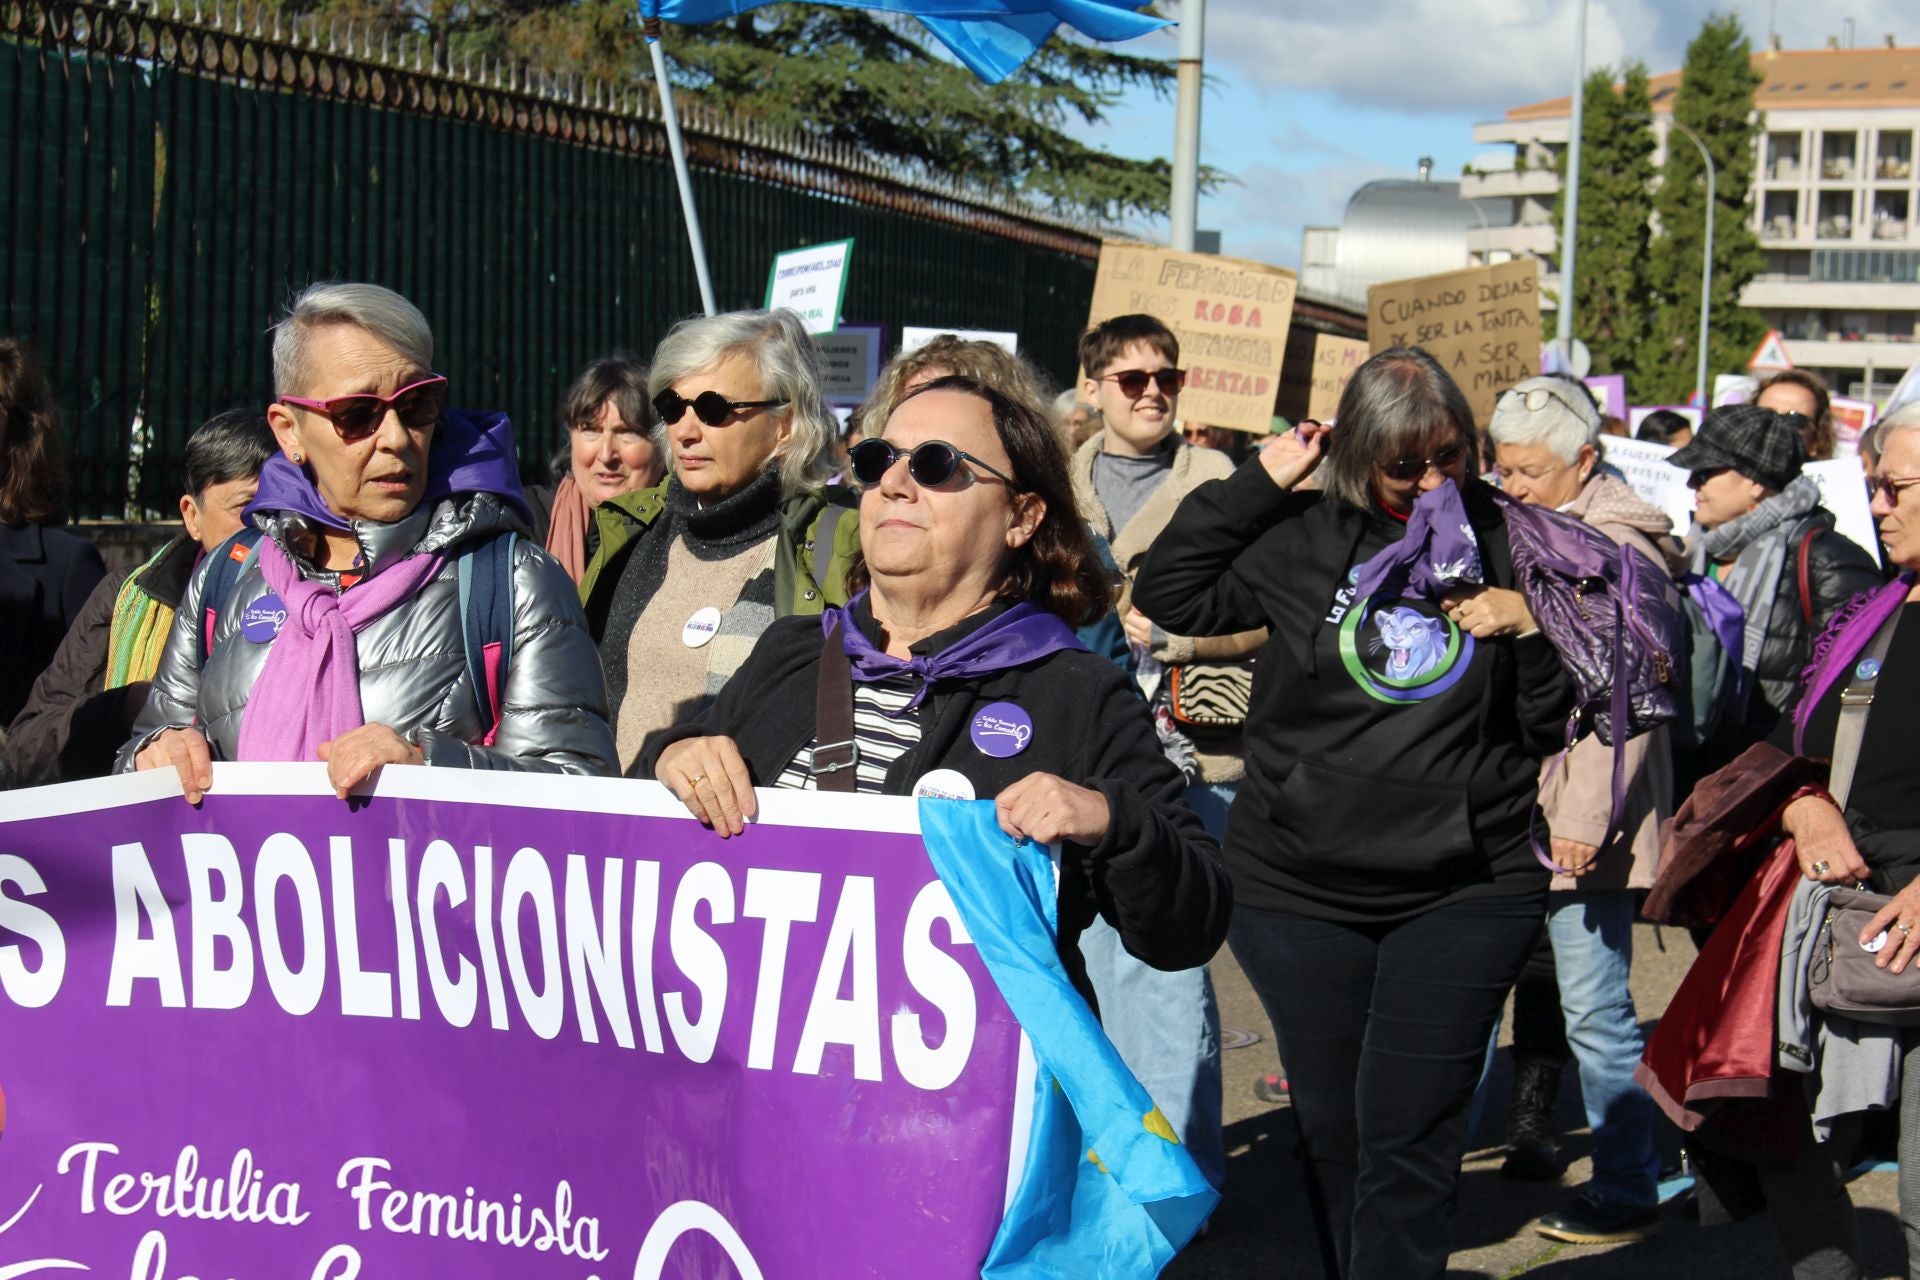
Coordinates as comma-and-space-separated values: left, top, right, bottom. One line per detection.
1624, 112, 1716, 406
1556, 0, 1588, 346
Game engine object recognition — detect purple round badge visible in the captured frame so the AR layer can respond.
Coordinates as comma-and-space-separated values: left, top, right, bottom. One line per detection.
241, 594, 289, 644
969, 702, 1033, 759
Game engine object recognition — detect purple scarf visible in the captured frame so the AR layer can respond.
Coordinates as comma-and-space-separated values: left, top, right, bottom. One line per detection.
1353, 482, 1485, 603
1793, 572, 1917, 753
234, 537, 446, 761
824, 592, 1087, 712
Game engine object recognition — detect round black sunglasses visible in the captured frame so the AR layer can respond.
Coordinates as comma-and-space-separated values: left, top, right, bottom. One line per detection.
848, 438, 1018, 490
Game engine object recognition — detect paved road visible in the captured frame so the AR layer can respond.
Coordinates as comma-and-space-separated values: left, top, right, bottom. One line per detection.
1166, 921, 1907, 1279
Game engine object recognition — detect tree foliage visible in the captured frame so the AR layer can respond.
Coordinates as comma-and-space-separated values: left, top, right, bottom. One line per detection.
1551, 64, 1656, 384
1643, 13, 1767, 403
264, 0, 1209, 222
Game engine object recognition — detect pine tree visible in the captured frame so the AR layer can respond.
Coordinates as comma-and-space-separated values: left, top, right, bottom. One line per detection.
1644, 14, 1767, 403
1552, 64, 1656, 390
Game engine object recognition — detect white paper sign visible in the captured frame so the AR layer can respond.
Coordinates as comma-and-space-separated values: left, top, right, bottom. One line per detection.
901, 326, 1019, 355
765, 239, 854, 335
1598, 436, 1695, 537
1804, 459, 1882, 563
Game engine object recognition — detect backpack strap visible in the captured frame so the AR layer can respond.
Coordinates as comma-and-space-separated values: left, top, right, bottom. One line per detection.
457, 531, 517, 746
1797, 523, 1821, 628
198, 527, 264, 669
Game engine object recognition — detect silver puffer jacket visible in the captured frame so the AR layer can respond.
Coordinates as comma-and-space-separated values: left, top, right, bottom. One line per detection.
118, 491, 618, 775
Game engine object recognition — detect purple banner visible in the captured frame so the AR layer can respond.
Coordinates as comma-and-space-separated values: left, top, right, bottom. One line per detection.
0, 766, 1027, 1277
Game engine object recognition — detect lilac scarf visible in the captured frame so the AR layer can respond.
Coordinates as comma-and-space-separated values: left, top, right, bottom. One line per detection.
234, 537, 446, 761
824, 592, 1087, 712
1793, 572, 1917, 753
1353, 482, 1485, 603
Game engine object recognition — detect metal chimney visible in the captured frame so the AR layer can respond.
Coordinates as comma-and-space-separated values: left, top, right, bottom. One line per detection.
1417, 155, 1434, 181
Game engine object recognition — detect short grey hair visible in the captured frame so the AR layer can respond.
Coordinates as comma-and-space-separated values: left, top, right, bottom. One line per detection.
1877, 402, 1920, 442
1486, 375, 1601, 463
648, 309, 835, 496
271, 282, 435, 397
1319, 347, 1476, 508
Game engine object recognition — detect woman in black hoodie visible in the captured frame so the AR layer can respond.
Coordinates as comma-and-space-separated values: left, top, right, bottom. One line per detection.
1135, 348, 1574, 1280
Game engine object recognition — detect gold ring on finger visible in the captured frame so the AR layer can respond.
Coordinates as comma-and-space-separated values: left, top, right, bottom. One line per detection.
1900, 923, 1913, 936
1811, 860, 1831, 876
689, 773, 709, 787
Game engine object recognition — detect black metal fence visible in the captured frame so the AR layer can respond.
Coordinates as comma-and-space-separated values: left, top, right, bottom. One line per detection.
2, 0, 1103, 517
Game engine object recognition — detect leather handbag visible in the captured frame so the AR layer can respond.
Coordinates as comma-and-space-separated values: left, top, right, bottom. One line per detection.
1167, 660, 1252, 728
1805, 606, 1911, 1021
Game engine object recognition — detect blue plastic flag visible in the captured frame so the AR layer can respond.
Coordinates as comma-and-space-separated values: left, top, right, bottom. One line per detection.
637, 0, 1169, 84
918, 799, 1218, 1278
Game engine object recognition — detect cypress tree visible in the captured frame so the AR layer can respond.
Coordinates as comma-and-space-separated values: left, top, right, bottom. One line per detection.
1644, 14, 1767, 403
1553, 63, 1657, 390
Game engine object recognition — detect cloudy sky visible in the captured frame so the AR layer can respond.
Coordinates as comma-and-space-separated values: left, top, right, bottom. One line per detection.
1072, 0, 1912, 268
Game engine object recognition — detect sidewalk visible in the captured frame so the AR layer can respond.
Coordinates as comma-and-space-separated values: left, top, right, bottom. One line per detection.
1168, 921, 1906, 1278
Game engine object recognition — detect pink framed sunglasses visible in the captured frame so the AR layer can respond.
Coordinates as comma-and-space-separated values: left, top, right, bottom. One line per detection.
280, 374, 448, 442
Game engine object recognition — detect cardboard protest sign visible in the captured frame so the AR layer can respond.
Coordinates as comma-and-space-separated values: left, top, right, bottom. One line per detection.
1829, 396, 1877, 458
815, 325, 885, 406
1308, 335, 1370, 422
1086, 242, 1297, 435
1367, 259, 1540, 424
765, 239, 854, 335
1805, 459, 1881, 562
901, 326, 1019, 354
0, 768, 1031, 1277
1598, 436, 1695, 535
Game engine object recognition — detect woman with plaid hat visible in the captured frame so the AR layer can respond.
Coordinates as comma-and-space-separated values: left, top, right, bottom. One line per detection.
1672, 403, 1881, 776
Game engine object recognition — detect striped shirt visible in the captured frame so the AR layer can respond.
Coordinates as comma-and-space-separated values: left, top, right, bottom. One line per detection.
774, 675, 922, 794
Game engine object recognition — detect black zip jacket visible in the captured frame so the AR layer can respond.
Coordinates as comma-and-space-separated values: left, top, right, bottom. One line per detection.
1134, 464, 1574, 923
639, 600, 1233, 1005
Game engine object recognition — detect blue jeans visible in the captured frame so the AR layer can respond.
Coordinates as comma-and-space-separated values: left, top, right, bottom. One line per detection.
1548, 891, 1659, 1208
1075, 780, 1231, 1190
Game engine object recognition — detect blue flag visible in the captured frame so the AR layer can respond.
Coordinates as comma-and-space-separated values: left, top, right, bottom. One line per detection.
638, 0, 1169, 83
918, 799, 1218, 1278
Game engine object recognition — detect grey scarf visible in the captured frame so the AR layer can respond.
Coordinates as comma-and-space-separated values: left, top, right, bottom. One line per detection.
1689, 475, 1822, 675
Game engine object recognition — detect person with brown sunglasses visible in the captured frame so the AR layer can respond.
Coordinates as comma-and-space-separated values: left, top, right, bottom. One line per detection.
120, 282, 616, 795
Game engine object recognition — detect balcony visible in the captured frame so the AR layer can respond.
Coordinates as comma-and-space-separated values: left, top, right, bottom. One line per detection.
1821, 158, 1856, 180
1467, 223, 1555, 257
1762, 215, 1800, 241
1876, 222, 1911, 242
1459, 168, 1560, 200
1880, 157, 1915, 180
1818, 216, 1854, 240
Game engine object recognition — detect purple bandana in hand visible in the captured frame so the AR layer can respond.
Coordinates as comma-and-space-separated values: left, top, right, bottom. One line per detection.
1353, 482, 1484, 603
825, 592, 1087, 712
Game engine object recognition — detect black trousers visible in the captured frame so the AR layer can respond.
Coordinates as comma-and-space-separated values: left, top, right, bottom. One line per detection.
1233, 888, 1545, 1280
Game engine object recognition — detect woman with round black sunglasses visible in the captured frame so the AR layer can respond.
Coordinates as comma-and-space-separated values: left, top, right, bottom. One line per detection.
1135, 348, 1580, 1280
580, 309, 861, 774
640, 373, 1229, 1019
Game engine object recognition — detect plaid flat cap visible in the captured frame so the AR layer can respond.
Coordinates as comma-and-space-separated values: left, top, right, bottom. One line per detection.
1668, 403, 1805, 491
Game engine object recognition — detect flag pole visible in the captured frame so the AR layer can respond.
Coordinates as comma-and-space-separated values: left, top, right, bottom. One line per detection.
644, 16, 719, 316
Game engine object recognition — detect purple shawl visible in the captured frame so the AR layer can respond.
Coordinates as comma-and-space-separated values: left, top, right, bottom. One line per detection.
1793, 571, 1918, 753
824, 592, 1087, 712
246, 407, 532, 530
1353, 482, 1485, 603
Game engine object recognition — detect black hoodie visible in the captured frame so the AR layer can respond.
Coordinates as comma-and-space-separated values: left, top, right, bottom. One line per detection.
1134, 462, 1574, 923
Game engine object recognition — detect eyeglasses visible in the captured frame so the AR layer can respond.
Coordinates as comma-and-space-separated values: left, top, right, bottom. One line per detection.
1868, 473, 1920, 504
848, 438, 1018, 490
279, 374, 447, 442
652, 388, 788, 427
1773, 411, 1814, 434
1501, 384, 1593, 417
1687, 467, 1730, 491
1380, 443, 1468, 482
1100, 368, 1186, 399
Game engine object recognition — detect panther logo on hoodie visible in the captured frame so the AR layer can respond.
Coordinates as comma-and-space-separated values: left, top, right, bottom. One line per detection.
1338, 591, 1474, 705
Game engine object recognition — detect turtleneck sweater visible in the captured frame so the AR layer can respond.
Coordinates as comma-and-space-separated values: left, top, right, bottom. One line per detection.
600, 470, 784, 771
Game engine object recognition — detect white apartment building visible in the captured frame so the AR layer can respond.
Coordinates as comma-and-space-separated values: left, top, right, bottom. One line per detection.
1465, 40, 1920, 399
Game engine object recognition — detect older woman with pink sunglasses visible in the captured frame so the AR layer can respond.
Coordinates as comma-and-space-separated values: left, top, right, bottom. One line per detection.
121, 282, 616, 794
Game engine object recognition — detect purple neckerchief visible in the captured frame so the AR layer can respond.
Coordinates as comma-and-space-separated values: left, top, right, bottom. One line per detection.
1352, 482, 1485, 603
246, 407, 532, 531
1793, 572, 1917, 753
823, 592, 1088, 712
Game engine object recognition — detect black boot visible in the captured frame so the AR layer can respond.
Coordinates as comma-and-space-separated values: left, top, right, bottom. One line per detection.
1501, 1056, 1563, 1181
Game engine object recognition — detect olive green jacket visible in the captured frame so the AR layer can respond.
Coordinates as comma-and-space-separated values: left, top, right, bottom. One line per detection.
578, 481, 862, 639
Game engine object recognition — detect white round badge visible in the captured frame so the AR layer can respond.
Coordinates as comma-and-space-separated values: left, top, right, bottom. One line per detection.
682, 606, 722, 648
912, 769, 977, 801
